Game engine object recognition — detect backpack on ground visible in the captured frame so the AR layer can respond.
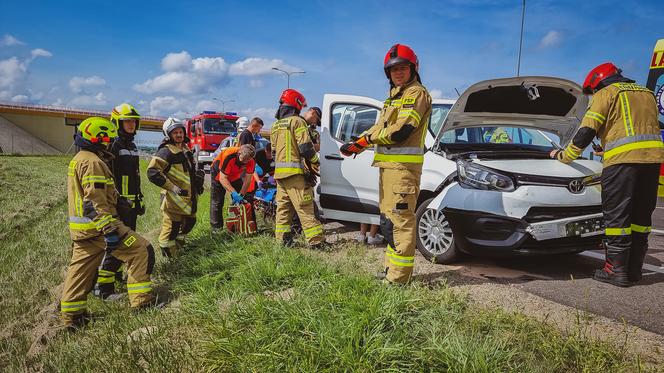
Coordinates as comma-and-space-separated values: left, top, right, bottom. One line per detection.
226, 202, 257, 235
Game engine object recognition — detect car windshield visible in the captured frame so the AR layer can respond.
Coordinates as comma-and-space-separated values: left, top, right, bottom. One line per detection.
429, 104, 452, 136
436, 126, 558, 154
203, 118, 236, 134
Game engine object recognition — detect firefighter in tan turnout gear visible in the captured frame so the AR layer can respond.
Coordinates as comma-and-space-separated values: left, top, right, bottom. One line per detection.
147, 118, 204, 258
95, 103, 144, 299
341, 44, 432, 284
271, 89, 325, 247
552, 62, 664, 287
61, 117, 155, 329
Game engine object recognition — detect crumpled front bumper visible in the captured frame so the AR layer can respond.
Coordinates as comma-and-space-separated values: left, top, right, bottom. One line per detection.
443, 208, 604, 256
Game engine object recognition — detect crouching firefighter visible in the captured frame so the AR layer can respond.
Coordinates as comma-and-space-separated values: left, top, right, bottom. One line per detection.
271, 88, 325, 247
341, 44, 432, 284
95, 103, 145, 299
62, 117, 156, 329
147, 117, 204, 258
551, 62, 664, 286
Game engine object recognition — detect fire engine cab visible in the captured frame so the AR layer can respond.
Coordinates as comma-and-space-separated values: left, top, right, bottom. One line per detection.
186, 111, 239, 170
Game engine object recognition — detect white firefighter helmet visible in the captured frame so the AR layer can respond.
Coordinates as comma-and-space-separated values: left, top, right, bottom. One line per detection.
162, 117, 185, 138
236, 116, 249, 131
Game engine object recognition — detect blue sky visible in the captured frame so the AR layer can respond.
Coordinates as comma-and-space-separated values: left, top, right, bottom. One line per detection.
0, 0, 661, 130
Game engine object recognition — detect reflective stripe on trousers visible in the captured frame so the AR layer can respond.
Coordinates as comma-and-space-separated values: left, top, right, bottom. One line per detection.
386, 244, 415, 267
127, 281, 152, 294
60, 300, 87, 313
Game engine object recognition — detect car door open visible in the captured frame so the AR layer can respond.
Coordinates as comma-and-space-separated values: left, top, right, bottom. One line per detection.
319, 94, 382, 224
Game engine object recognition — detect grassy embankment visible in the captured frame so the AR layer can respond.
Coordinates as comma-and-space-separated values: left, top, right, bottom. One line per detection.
0, 155, 651, 372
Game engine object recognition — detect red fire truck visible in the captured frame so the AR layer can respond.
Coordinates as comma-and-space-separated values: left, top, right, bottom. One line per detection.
186, 111, 239, 170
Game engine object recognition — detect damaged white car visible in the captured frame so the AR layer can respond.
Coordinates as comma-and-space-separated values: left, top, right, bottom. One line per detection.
318, 77, 604, 263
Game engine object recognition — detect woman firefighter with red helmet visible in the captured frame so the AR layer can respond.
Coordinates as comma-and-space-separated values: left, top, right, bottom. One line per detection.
341, 44, 432, 284
551, 62, 664, 287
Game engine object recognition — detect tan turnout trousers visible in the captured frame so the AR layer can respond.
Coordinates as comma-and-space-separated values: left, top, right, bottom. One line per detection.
274, 174, 324, 244
380, 168, 421, 283
61, 225, 155, 325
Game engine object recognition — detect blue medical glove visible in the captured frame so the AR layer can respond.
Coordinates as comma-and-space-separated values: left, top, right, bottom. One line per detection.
231, 191, 244, 204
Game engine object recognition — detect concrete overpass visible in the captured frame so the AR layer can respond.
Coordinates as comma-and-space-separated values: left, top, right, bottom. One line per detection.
0, 102, 165, 154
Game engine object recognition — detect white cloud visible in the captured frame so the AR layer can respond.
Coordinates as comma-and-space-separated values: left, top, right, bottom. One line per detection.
134, 52, 229, 95
69, 75, 106, 93
538, 30, 563, 49
0, 34, 24, 47
30, 48, 52, 59
430, 89, 443, 99
135, 51, 300, 96
11, 94, 29, 103
69, 92, 107, 107
0, 57, 26, 90
0, 47, 52, 102
229, 58, 300, 77
52, 98, 64, 107
161, 51, 192, 71
148, 96, 188, 116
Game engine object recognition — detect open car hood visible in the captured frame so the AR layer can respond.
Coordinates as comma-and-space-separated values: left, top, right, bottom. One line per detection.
437, 76, 588, 145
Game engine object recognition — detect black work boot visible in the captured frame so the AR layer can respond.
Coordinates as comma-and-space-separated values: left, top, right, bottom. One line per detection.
65, 312, 92, 332
593, 245, 630, 287
628, 245, 648, 283
282, 233, 295, 248
93, 283, 115, 299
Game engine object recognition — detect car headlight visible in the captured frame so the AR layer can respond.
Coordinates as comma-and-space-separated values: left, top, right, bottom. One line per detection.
456, 160, 515, 192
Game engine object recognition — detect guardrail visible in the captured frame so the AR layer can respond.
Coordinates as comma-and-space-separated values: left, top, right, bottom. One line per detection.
0, 101, 167, 122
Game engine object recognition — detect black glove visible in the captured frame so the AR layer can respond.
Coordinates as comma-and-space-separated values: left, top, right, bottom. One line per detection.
135, 197, 146, 216
104, 231, 120, 253
117, 196, 133, 217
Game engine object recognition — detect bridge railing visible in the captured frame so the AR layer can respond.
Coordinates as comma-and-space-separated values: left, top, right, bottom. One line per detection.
0, 101, 167, 122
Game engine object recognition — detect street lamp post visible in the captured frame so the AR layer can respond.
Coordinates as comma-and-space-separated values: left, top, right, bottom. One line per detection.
212, 97, 235, 112
272, 67, 306, 88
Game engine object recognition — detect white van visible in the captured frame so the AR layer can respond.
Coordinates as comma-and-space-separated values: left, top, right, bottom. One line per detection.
317, 77, 604, 263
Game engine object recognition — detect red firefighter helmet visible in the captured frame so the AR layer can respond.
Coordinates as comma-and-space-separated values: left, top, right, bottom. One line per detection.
279, 89, 307, 111
583, 62, 621, 94
384, 44, 419, 78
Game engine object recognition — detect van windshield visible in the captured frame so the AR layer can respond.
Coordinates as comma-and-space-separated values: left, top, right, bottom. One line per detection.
437, 126, 558, 154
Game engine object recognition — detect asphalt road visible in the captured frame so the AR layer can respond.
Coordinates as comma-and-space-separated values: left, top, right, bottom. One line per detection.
433, 198, 664, 336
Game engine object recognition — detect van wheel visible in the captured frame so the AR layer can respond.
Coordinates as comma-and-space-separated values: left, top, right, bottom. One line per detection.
415, 197, 458, 264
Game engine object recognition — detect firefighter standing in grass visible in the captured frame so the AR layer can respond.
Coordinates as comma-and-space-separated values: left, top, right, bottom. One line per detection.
62, 117, 155, 329
340, 44, 432, 284
147, 118, 203, 258
271, 89, 325, 247
551, 63, 664, 287
95, 103, 145, 299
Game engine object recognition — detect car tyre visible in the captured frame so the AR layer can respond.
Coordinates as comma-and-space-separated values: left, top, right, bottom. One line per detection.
415, 197, 459, 264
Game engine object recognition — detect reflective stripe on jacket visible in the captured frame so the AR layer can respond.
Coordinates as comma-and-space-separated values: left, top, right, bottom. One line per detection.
67, 149, 121, 240
270, 115, 319, 180
147, 143, 197, 216
559, 82, 664, 167
363, 80, 432, 170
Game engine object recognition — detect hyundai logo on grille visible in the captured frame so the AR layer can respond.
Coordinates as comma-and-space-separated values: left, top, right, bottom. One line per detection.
568, 179, 585, 193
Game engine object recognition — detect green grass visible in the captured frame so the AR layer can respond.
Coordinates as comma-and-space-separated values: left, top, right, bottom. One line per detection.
0, 155, 654, 372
